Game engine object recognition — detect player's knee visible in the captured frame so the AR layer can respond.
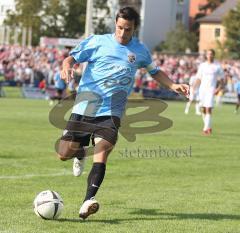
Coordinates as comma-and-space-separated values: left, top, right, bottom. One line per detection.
56, 146, 72, 161
57, 153, 69, 161
56, 140, 78, 161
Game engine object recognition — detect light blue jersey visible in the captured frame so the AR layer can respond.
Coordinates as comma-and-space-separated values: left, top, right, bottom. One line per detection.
70, 34, 159, 118
235, 80, 240, 94
54, 72, 66, 90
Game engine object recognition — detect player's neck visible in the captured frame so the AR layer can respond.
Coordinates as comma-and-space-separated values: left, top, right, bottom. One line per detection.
207, 60, 214, 64
113, 33, 133, 45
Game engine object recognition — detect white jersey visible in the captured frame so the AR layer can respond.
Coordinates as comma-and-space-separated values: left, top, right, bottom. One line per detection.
196, 61, 224, 107
196, 61, 224, 92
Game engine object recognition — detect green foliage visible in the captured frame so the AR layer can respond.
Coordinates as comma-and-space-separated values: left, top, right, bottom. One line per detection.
4, 0, 42, 45
156, 23, 198, 53
215, 40, 228, 60
92, 0, 111, 34
4, 0, 87, 45
64, 0, 87, 38
223, 2, 240, 59
40, 0, 66, 37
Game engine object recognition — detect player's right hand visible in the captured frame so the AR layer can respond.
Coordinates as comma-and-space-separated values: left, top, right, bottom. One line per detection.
60, 68, 74, 83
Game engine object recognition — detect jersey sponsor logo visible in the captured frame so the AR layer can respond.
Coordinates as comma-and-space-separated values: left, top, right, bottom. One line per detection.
128, 53, 136, 63
111, 65, 131, 74
103, 76, 132, 88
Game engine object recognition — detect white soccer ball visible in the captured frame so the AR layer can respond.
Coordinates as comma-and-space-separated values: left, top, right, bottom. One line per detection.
33, 190, 64, 220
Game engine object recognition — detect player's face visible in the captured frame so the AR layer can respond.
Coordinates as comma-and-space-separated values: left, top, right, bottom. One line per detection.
206, 50, 215, 63
115, 18, 135, 45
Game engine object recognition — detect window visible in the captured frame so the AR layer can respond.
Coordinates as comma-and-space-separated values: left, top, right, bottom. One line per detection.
215, 28, 221, 38
176, 12, 183, 22
177, 0, 184, 4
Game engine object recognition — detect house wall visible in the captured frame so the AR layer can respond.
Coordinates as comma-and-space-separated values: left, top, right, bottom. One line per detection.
199, 23, 226, 52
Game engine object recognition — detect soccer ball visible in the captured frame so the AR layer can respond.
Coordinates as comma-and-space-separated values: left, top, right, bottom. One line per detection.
33, 190, 64, 220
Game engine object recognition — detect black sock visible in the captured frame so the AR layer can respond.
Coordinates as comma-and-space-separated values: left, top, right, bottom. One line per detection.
84, 162, 106, 202
76, 147, 85, 160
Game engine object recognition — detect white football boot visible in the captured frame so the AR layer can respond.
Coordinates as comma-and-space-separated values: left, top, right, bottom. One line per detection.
79, 198, 99, 220
73, 157, 86, 177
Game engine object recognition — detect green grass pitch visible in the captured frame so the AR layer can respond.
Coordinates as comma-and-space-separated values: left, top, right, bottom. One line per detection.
0, 97, 239, 233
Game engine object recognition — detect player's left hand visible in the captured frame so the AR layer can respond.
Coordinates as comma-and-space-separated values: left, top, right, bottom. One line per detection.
172, 84, 190, 98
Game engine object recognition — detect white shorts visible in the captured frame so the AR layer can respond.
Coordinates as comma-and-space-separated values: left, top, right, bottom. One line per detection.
199, 90, 214, 108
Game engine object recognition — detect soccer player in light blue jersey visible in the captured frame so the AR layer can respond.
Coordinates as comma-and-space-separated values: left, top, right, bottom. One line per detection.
57, 7, 189, 219
235, 79, 240, 114
49, 71, 67, 105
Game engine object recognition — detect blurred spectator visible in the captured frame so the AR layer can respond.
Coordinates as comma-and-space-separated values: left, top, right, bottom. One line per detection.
0, 45, 69, 87
234, 79, 240, 114
2, 45, 240, 100
38, 79, 46, 94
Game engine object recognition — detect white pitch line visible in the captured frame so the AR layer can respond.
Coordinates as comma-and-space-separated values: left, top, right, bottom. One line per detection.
0, 171, 86, 179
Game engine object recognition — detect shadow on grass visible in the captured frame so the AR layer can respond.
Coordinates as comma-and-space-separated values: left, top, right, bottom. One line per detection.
129, 208, 240, 221
56, 218, 119, 224
56, 208, 240, 224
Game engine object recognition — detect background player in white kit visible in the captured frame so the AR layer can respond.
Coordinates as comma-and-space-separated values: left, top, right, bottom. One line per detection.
184, 69, 201, 115
193, 49, 224, 135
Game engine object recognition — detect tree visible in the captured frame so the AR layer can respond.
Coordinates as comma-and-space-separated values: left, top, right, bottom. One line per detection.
92, 0, 111, 34
64, 0, 87, 38
40, 0, 67, 37
215, 40, 228, 60
156, 23, 198, 53
223, 2, 240, 59
4, 0, 87, 45
4, 0, 43, 45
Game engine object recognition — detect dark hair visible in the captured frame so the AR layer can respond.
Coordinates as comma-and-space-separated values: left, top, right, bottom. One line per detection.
208, 49, 215, 56
116, 7, 140, 28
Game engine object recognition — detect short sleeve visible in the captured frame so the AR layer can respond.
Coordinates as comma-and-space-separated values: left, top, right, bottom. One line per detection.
140, 47, 160, 75
70, 35, 98, 63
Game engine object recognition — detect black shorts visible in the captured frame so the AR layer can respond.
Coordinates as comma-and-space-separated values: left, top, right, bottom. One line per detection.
61, 113, 121, 146
238, 94, 240, 102
56, 89, 63, 95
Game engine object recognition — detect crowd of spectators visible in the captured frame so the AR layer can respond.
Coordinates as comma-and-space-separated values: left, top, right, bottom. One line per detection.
0, 45, 240, 95
134, 52, 240, 94
0, 45, 69, 87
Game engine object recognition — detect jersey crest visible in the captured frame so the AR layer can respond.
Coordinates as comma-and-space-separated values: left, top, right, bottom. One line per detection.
128, 53, 136, 63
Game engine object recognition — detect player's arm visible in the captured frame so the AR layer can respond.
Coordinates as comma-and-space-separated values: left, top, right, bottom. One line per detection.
61, 56, 76, 83
192, 64, 202, 94
192, 78, 201, 90
151, 70, 189, 97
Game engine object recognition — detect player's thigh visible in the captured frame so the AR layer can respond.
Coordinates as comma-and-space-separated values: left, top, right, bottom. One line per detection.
205, 107, 212, 114
58, 113, 92, 160
93, 137, 115, 163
